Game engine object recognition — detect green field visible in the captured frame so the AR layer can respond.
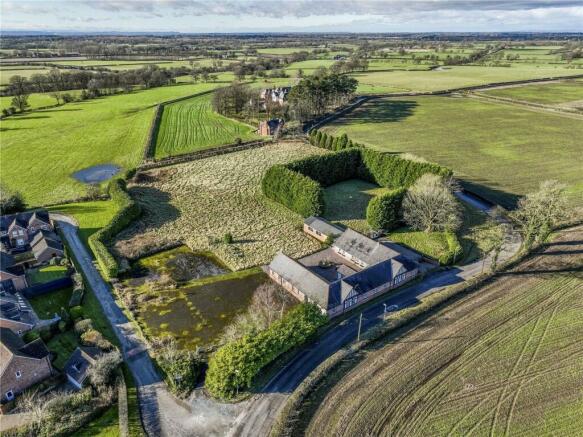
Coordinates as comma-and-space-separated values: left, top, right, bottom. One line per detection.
298, 228, 583, 437
0, 91, 72, 111
352, 65, 583, 94
482, 80, 583, 105
155, 92, 260, 158
322, 95, 583, 208
0, 66, 57, 85
257, 47, 317, 55
47, 200, 120, 247
0, 82, 227, 206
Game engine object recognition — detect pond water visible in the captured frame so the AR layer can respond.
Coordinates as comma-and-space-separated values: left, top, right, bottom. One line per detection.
72, 164, 121, 184
138, 271, 268, 349
133, 246, 227, 283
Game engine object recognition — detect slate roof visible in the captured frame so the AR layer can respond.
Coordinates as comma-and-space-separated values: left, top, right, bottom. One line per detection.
0, 210, 50, 234
0, 251, 24, 276
64, 347, 101, 386
32, 235, 64, 259
304, 217, 344, 237
0, 327, 49, 376
334, 229, 401, 267
30, 230, 60, 249
269, 252, 331, 309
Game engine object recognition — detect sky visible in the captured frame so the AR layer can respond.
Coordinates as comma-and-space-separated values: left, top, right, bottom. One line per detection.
2, 0, 583, 33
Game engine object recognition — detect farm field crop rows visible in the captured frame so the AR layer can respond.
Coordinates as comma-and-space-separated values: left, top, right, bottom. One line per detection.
322, 95, 583, 208
154, 92, 260, 158
114, 142, 328, 270
352, 65, 583, 94
300, 226, 583, 437
0, 82, 227, 206
482, 80, 583, 105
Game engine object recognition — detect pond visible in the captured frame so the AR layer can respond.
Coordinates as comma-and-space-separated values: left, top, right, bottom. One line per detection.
137, 270, 268, 349
131, 246, 227, 283
72, 164, 121, 184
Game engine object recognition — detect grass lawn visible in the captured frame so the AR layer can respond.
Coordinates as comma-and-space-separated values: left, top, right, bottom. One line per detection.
0, 82, 228, 206
47, 330, 80, 370
323, 95, 583, 208
1, 92, 59, 111
71, 404, 119, 437
26, 265, 69, 285
154, 92, 260, 158
29, 286, 73, 318
47, 200, 120, 248
481, 80, 583, 105
115, 142, 327, 270
323, 179, 390, 233
352, 65, 583, 94
386, 228, 451, 262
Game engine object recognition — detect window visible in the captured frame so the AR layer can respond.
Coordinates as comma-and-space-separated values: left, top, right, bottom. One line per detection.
16, 239, 24, 246
344, 289, 359, 310
5, 390, 14, 401
18, 229, 24, 236
15, 371, 21, 379
394, 273, 406, 285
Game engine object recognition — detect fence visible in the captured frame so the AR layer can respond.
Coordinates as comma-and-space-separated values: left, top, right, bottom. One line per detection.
22, 276, 73, 298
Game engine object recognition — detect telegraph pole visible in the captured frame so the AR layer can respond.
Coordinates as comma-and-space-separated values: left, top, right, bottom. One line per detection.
357, 313, 363, 341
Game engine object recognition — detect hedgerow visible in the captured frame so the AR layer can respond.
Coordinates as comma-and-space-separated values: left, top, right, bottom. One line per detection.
262, 165, 324, 217
439, 232, 463, 265
206, 303, 327, 399
263, 134, 451, 219
88, 178, 141, 279
366, 188, 406, 231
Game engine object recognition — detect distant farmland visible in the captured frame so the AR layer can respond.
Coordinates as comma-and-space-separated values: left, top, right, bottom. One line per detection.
322, 95, 583, 208
154, 92, 260, 159
482, 79, 583, 105
297, 226, 583, 437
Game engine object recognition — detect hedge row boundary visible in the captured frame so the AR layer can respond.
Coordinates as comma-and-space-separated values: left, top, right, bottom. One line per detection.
262, 133, 452, 222
88, 179, 141, 280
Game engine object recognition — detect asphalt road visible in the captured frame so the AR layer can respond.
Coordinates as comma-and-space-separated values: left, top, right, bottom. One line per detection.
53, 215, 166, 436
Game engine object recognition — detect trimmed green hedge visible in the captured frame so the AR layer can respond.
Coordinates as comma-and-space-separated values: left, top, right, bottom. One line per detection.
366, 188, 406, 231
88, 178, 141, 280
262, 134, 451, 218
206, 303, 327, 399
439, 232, 463, 265
262, 165, 324, 217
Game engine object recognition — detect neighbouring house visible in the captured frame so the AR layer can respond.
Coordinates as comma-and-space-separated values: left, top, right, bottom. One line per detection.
268, 228, 419, 317
0, 252, 27, 291
31, 230, 64, 265
258, 118, 284, 136
0, 210, 52, 250
63, 347, 101, 390
304, 216, 344, 243
0, 290, 38, 335
0, 327, 53, 404
260, 87, 291, 106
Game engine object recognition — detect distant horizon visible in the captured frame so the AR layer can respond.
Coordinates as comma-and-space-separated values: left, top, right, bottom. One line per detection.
2, 0, 583, 34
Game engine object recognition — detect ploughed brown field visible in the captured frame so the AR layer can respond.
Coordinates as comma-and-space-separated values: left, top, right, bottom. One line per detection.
298, 226, 583, 436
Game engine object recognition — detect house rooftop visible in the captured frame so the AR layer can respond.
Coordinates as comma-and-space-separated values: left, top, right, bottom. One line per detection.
334, 228, 401, 267
269, 252, 331, 309
0, 210, 50, 233
0, 327, 50, 375
304, 216, 344, 238
63, 347, 102, 386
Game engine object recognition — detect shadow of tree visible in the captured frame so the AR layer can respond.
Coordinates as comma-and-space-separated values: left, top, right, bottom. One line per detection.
339, 99, 418, 124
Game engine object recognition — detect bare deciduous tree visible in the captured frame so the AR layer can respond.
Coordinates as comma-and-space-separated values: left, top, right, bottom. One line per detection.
402, 174, 462, 233
511, 180, 568, 250
478, 221, 508, 272
87, 350, 122, 390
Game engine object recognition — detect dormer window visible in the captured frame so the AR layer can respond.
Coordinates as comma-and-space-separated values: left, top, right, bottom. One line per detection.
5, 390, 14, 401
15, 371, 22, 379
